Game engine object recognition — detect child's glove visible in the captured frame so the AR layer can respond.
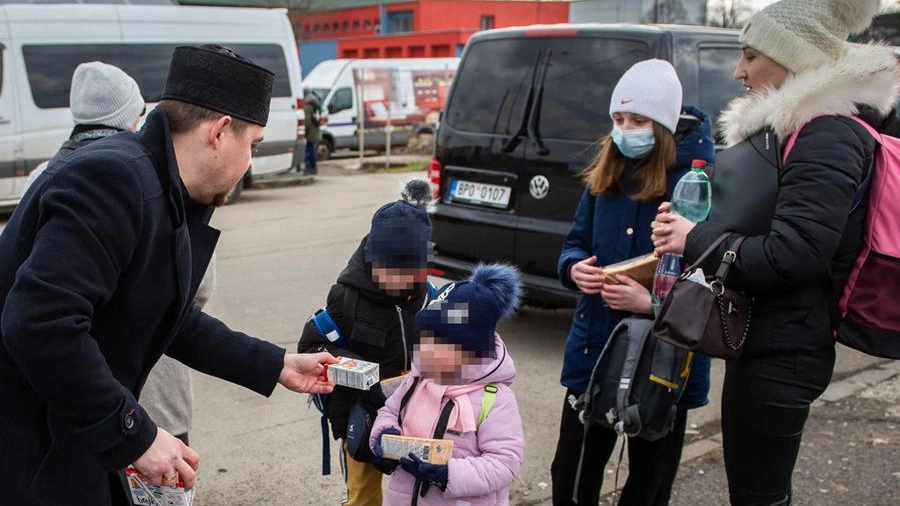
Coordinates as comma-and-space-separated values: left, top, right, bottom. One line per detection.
371, 428, 400, 474
399, 453, 449, 491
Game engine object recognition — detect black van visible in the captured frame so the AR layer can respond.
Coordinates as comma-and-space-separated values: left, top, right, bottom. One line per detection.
428, 24, 744, 307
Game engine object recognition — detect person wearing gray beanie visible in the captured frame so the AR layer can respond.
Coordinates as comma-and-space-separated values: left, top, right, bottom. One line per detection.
551, 58, 716, 506
652, 1, 899, 504
24, 61, 146, 192
70, 61, 145, 132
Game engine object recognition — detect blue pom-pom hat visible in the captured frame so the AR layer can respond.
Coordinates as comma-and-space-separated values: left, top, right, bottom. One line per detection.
416, 263, 522, 353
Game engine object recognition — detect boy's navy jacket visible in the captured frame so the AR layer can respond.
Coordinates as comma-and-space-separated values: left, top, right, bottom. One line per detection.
557, 106, 714, 409
298, 237, 429, 438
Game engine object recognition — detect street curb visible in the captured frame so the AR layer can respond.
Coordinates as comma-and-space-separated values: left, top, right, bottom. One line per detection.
248, 172, 316, 189
517, 359, 900, 506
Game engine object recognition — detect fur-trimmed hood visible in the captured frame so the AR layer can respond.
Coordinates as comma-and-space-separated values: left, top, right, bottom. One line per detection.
719, 43, 900, 145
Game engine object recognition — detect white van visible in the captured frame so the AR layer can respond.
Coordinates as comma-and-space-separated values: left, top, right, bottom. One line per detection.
0, 4, 304, 208
301, 58, 459, 158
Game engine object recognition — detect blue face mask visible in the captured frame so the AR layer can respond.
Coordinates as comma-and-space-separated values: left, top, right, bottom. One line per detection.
611, 127, 655, 159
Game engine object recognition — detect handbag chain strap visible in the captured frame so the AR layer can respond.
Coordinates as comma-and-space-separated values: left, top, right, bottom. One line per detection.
710, 235, 751, 350
716, 293, 752, 350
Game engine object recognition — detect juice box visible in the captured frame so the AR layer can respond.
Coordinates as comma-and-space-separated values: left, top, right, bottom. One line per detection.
325, 357, 380, 390
379, 373, 408, 398
381, 434, 454, 465
124, 466, 194, 506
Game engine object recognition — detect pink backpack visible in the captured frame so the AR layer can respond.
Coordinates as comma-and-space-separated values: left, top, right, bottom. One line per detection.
785, 117, 900, 359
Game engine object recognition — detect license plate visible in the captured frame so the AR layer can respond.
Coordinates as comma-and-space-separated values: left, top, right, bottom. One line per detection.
450, 179, 511, 208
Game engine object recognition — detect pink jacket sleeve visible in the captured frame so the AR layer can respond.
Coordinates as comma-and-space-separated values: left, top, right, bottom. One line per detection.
444, 385, 525, 498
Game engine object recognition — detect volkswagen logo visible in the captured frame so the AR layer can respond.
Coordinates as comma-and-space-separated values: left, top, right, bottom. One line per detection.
529, 175, 550, 199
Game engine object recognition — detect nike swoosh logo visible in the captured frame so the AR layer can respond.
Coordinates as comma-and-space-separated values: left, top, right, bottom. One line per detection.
620, 99, 633, 104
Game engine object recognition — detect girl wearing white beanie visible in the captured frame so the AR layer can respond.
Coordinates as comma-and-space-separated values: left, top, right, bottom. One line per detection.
553, 59, 715, 506
652, 1, 899, 504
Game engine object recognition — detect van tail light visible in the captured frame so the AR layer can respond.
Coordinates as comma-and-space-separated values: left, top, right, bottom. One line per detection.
428, 158, 442, 201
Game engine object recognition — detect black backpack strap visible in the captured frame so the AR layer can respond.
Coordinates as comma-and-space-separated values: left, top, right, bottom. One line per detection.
570, 320, 627, 503
397, 376, 421, 427
412, 399, 456, 503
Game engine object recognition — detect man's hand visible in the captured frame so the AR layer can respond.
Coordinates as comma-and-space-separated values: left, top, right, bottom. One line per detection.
278, 351, 338, 394
600, 275, 653, 315
133, 427, 200, 490
570, 255, 604, 295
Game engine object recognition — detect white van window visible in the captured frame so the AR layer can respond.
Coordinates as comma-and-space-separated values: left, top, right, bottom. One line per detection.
328, 87, 352, 114
23, 43, 291, 108
446, 37, 649, 142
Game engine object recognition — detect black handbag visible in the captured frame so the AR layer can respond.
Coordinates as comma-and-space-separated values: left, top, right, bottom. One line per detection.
653, 233, 752, 360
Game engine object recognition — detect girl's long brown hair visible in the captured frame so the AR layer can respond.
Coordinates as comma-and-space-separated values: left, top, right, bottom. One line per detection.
582, 122, 677, 200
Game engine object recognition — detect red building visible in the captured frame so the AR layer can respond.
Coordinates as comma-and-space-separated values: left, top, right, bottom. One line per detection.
293, 0, 569, 63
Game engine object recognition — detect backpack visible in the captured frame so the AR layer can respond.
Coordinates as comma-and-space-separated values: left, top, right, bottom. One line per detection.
784, 117, 900, 359
570, 317, 693, 500
308, 281, 440, 475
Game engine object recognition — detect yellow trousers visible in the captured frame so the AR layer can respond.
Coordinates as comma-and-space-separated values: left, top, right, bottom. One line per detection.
341, 441, 383, 506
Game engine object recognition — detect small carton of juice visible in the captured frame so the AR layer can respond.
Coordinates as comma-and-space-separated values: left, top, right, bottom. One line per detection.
381, 434, 454, 465
325, 357, 380, 390
124, 466, 195, 506
379, 373, 408, 398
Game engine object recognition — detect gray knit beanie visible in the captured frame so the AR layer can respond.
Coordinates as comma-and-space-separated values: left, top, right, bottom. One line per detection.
609, 59, 683, 134
741, 0, 879, 74
70, 62, 144, 131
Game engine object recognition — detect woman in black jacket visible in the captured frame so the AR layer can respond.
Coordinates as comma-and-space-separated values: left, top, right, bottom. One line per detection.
651, 0, 899, 505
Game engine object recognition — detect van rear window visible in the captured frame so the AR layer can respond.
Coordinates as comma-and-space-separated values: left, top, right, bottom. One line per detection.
24, 43, 292, 109
445, 37, 649, 142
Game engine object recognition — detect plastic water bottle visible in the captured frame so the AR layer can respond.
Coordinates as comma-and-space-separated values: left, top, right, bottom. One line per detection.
652, 159, 712, 307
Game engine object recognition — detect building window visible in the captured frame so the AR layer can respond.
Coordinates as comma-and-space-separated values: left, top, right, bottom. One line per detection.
332, 22, 339, 31
313, 23, 320, 33
353, 20, 360, 31
343, 48, 359, 58
431, 44, 450, 57
480, 15, 495, 30
342, 21, 349, 32
304, 24, 310, 36
363, 47, 380, 58
322, 23, 329, 32
409, 45, 425, 57
385, 10, 413, 34
364, 19, 372, 30
385, 46, 402, 58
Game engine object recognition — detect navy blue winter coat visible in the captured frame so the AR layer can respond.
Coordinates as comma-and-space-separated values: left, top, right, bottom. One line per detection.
557, 106, 713, 409
0, 109, 286, 506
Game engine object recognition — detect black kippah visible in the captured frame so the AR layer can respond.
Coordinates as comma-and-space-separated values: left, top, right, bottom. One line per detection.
162, 45, 274, 126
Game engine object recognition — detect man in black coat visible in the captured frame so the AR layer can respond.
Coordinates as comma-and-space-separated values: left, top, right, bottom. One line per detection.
0, 45, 336, 506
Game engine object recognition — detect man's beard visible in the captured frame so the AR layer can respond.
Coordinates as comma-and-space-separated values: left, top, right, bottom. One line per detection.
211, 192, 228, 207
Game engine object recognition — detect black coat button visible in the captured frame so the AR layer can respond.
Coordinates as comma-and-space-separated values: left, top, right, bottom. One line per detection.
123, 408, 136, 432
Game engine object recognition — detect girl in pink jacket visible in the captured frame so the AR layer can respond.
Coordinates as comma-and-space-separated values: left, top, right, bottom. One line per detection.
369, 263, 526, 506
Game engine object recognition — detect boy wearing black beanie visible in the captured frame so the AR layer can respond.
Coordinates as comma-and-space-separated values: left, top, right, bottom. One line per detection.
298, 179, 434, 506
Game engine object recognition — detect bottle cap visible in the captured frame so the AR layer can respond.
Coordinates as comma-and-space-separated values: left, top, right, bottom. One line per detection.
691, 159, 707, 168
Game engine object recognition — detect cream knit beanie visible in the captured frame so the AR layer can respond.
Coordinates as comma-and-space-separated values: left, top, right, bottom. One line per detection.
70, 62, 144, 131
609, 59, 683, 134
741, 0, 879, 73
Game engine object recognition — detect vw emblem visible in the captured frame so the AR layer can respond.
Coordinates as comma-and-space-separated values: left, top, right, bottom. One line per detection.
529, 175, 550, 199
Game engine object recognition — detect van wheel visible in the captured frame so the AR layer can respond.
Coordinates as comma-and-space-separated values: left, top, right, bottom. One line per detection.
316, 140, 332, 160
225, 178, 243, 205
